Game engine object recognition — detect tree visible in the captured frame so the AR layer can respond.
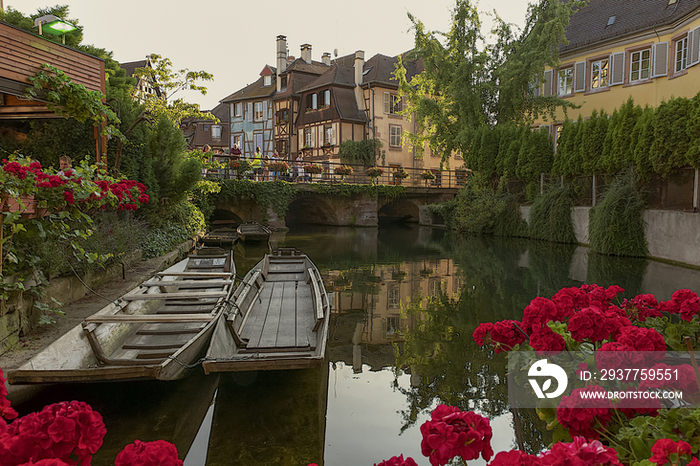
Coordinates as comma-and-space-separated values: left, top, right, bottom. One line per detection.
394, 0, 585, 163
133, 54, 216, 124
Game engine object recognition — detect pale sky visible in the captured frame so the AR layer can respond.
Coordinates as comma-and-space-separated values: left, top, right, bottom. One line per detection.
11, 0, 529, 110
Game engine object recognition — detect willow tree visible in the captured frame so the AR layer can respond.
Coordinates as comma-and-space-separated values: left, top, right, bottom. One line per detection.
394, 0, 585, 163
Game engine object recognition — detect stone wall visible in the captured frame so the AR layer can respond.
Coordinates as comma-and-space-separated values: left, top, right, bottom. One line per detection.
520, 206, 700, 268
0, 239, 197, 357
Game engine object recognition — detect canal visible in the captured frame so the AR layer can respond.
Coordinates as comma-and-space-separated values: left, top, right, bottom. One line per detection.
11, 224, 700, 465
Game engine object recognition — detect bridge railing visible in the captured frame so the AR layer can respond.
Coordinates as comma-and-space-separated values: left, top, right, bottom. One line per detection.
208, 161, 468, 189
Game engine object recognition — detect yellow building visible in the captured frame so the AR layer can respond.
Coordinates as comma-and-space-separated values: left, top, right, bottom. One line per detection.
536, 0, 700, 141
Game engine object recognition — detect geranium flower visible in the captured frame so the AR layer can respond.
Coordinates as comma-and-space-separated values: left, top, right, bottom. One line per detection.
622, 294, 662, 321
680, 297, 700, 321
420, 405, 493, 466
616, 327, 666, 352
649, 438, 692, 465
522, 297, 565, 332
540, 436, 622, 465
374, 454, 419, 466
638, 363, 699, 395
472, 320, 526, 353
529, 326, 566, 355
115, 439, 183, 466
567, 307, 611, 342
487, 450, 540, 466
551, 287, 590, 316
556, 386, 613, 439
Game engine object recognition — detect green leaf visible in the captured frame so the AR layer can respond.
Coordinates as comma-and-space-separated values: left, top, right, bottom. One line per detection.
630, 436, 651, 461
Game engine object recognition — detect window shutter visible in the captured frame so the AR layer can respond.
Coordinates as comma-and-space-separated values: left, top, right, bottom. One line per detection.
312, 94, 318, 109
532, 78, 541, 98
325, 90, 331, 106
332, 123, 337, 145
246, 102, 253, 122
610, 52, 625, 85
262, 101, 267, 121
652, 42, 668, 77
298, 131, 303, 149
690, 27, 700, 67
383, 92, 390, 113
543, 70, 553, 97
310, 127, 316, 147
574, 61, 586, 92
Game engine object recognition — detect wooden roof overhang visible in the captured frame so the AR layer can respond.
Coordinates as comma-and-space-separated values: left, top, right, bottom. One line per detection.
0, 21, 105, 120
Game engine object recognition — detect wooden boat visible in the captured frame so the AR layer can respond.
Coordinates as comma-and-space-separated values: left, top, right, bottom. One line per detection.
236, 221, 272, 243
202, 248, 330, 373
8, 250, 235, 384
202, 228, 238, 246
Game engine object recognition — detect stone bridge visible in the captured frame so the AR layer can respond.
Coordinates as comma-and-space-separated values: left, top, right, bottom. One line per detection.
211, 185, 458, 229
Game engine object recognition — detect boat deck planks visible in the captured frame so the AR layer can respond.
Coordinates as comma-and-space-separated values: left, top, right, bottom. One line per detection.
8, 249, 235, 384
202, 248, 329, 373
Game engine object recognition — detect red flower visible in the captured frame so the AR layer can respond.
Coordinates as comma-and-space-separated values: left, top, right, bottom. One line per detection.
556, 386, 613, 440
540, 437, 622, 465
374, 454, 419, 466
649, 438, 692, 465
638, 363, 700, 395
616, 326, 666, 352
595, 342, 644, 380
420, 405, 493, 466
680, 297, 700, 321
473, 321, 526, 353
622, 294, 662, 321
551, 287, 590, 316
529, 326, 566, 355
567, 307, 611, 342
487, 450, 540, 466
63, 191, 74, 205
522, 297, 565, 332
0, 369, 18, 420
115, 439, 183, 466
659, 289, 699, 314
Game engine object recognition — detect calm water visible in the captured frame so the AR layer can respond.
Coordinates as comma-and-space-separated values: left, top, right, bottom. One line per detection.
11, 225, 700, 466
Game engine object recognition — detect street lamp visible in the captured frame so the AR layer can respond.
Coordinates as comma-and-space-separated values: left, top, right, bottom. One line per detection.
34, 14, 77, 44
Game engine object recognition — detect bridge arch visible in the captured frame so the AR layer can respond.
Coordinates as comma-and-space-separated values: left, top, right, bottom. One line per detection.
378, 199, 421, 223
286, 195, 338, 226
210, 209, 243, 226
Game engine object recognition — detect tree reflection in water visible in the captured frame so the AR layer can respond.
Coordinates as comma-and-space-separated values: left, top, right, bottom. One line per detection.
393, 288, 551, 455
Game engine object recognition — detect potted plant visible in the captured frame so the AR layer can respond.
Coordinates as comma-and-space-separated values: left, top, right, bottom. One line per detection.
393, 167, 409, 184
365, 166, 384, 185
334, 165, 354, 181
267, 161, 289, 173
421, 170, 437, 186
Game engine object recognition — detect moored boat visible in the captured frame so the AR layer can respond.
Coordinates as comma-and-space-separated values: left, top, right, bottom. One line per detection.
202, 248, 330, 373
236, 221, 271, 243
8, 250, 235, 384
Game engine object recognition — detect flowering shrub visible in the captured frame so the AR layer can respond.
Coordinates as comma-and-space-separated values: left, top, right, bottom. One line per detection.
304, 163, 324, 175
229, 159, 252, 172
421, 171, 436, 180
420, 405, 493, 465
0, 369, 183, 466
365, 167, 384, 178
334, 165, 354, 176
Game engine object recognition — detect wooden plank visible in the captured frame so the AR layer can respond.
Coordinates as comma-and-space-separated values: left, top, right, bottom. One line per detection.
85, 314, 215, 323
267, 272, 305, 282
142, 279, 232, 288
156, 272, 232, 278
257, 282, 284, 348
122, 291, 227, 300
137, 324, 204, 335
123, 333, 193, 350
309, 269, 325, 323
295, 284, 315, 348
239, 284, 273, 347
275, 281, 298, 348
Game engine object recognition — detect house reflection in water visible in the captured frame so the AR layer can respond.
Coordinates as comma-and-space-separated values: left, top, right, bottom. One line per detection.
324, 257, 461, 373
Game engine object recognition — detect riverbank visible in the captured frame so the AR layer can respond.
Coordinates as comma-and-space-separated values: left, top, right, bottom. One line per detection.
0, 243, 193, 401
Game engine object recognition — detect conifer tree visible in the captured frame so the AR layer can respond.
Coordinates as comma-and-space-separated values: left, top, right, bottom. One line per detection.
631, 106, 656, 181
581, 109, 608, 175
649, 97, 692, 177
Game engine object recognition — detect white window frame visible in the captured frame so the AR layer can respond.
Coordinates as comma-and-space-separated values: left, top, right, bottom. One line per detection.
324, 124, 333, 145
630, 48, 651, 82
591, 59, 609, 89
383, 92, 402, 114
311, 94, 318, 110
254, 102, 264, 121
233, 102, 242, 118
211, 125, 222, 139
324, 90, 331, 107
304, 128, 313, 148
389, 125, 402, 148
264, 75, 272, 86
676, 35, 689, 73
557, 68, 573, 96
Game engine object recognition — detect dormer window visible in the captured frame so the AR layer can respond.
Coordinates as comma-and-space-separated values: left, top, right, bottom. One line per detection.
264, 75, 272, 86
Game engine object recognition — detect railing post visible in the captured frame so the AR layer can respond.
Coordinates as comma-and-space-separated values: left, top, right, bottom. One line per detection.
694, 168, 700, 212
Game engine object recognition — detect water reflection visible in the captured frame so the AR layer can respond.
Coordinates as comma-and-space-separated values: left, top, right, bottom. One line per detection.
12, 225, 700, 466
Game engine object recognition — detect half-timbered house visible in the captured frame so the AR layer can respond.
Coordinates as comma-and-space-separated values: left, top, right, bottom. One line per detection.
221, 65, 276, 158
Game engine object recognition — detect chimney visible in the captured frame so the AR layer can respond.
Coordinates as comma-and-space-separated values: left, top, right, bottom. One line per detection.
354, 50, 365, 111
322, 52, 331, 66
276, 35, 287, 92
300, 44, 312, 64
287, 55, 295, 67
